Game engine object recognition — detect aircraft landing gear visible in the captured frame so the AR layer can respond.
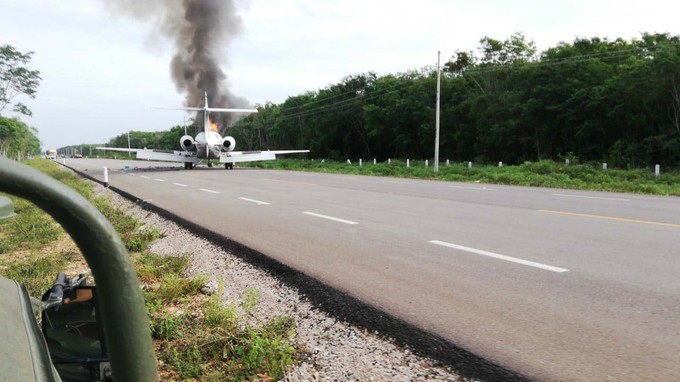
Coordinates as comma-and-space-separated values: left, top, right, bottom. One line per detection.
184, 162, 194, 170
207, 161, 213, 168
225, 163, 234, 170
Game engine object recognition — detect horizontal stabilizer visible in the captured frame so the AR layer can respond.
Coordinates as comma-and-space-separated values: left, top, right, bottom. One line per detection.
153, 106, 258, 113
153, 107, 204, 112
206, 107, 258, 113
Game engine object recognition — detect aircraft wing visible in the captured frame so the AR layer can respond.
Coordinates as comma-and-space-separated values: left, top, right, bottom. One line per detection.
206, 108, 258, 113
96, 147, 199, 163
220, 150, 310, 164
95, 147, 138, 153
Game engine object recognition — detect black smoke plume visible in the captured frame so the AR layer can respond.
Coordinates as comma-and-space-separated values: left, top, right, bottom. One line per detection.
104, 0, 250, 133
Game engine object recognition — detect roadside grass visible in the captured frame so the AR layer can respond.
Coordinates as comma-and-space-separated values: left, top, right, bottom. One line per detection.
1, 251, 78, 297
138, 252, 298, 381
243, 159, 680, 196
0, 196, 63, 253
0, 158, 300, 381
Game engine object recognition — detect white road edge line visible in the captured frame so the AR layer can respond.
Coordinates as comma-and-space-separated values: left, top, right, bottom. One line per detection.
173, 183, 188, 187
303, 212, 359, 225
154, 178, 165, 182
429, 240, 569, 273
140, 175, 150, 179
553, 193, 630, 202
200, 188, 221, 194
381, 180, 413, 184
449, 185, 497, 191
128, 173, 135, 176
239, 197, 270, 206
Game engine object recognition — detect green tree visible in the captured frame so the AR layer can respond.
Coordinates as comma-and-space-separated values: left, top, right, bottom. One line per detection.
0, 44, 41, 116
0, 116, 41, 158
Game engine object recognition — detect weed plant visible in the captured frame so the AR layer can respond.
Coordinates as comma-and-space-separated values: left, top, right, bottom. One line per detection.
137, 252, 298, 381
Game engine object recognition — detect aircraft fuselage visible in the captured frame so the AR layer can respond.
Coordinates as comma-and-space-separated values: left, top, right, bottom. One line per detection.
194, 131, 223, 160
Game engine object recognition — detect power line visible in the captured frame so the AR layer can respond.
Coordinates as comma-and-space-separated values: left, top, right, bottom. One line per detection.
238, 77, 425, 127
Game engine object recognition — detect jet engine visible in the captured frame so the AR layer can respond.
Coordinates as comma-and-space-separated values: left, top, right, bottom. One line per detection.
180, 135, 195, 151
222, 136, 236, 152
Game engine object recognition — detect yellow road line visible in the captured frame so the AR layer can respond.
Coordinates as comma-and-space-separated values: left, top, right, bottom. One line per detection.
538, 210, 680, 228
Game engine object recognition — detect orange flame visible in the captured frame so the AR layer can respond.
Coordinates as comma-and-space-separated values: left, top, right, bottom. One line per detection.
209, 118, 218, 132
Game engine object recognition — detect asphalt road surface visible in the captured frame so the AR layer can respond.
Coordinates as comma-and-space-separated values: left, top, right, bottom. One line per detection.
64, 158, 680, 381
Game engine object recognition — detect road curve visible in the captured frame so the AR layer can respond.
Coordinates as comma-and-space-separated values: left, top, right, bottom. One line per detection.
64, 159, 680, 381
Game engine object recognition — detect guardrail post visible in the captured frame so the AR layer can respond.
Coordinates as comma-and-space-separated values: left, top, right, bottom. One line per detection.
655, 164, 660, 176
103, 167, 109, 188
407, 159, 410, 168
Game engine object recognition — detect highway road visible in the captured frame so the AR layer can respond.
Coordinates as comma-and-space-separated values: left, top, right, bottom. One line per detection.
65, 158, 680, 381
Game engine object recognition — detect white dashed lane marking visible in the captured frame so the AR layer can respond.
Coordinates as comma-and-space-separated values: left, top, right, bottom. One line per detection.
238, 197, 270, 205
429, 240, 569, 273
303, 212, 359, 225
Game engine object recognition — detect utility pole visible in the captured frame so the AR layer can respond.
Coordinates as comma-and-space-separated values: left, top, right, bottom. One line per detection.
434, 50, 441, 173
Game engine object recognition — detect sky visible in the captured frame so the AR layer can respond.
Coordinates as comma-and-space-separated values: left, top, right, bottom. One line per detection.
1, 0, 679, 150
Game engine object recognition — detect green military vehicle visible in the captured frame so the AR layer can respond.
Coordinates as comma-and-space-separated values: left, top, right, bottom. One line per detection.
0, 158, 158, 381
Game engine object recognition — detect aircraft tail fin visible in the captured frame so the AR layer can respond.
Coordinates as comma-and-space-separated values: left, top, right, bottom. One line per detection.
204, 93, 211, 138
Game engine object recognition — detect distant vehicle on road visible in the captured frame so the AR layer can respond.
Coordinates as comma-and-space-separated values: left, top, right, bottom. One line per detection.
46, 148, 57, 160
75, 153, 83, 158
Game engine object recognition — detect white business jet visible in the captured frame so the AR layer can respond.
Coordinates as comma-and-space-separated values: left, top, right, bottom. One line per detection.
98, 93, 309, 169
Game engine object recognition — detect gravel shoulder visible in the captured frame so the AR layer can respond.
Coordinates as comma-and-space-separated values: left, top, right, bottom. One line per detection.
94, 183, 470, 381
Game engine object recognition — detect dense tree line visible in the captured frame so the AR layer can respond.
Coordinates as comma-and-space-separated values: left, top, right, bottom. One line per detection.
106, 125, 187, 151
225, 32, 680, 167
0, 116, 41, 158
96, 33, 680, 168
